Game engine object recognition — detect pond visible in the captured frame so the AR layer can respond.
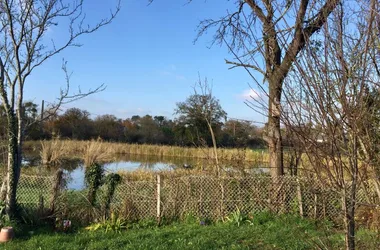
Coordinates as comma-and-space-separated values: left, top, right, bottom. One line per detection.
22, 153, 269, 190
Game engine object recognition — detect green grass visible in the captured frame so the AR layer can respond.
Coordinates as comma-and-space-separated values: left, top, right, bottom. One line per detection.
0, 213, 354, 250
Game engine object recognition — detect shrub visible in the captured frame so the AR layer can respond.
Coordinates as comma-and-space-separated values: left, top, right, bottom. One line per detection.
85, 163, 104, 205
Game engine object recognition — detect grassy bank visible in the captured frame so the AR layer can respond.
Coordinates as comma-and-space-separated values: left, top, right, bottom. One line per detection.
1, 213, 373, 250
25, 140, 269, 166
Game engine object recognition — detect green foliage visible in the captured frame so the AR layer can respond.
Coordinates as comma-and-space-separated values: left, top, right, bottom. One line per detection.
126, 218, 157, 230
225, 208, 244, 227
0, 213, 370, 250
85, 213, 126, 233
356, 229, 380, 249
224, 206, 252, 227
249, 210, 275, 225
174, 92, 227, 146
85, 163, 104, 205
104, 173, 122, 212
182, 212, 199, 225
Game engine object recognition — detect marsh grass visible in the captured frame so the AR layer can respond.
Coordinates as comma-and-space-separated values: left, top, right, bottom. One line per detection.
32, 140, 269, 166
40, 139, 68, 166
117, 168, 215, 181
83, 140, 114, 167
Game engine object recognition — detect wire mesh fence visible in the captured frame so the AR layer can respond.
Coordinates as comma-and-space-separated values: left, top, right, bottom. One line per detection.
107, 175, 380, 224
16, 174, 55, 210
8, 173, 380, 227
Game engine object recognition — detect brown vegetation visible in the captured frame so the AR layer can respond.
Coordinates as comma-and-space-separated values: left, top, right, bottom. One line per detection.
40, 139, 68, 166
33, 139, 269, 167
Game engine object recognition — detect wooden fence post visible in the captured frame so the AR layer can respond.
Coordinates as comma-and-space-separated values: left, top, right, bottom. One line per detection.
156, 174, 161, 224
314, 193, 318, 219
50, 168, 63, 214
296, 177, 304, 217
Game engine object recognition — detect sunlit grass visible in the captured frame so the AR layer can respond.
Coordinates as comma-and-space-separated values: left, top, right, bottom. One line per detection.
0, 213, 362, 250
27, 140, 269, 166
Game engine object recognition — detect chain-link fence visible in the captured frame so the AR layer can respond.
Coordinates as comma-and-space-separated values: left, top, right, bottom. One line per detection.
16, 174, 55, 209
9, 173, 380, 227
106, 175, 380, 224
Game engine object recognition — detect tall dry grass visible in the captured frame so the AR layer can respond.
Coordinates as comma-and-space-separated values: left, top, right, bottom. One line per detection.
83, 140, 114, 167
34, 139, 269, 166
117, 167, 247, 181
40, 139, 68, 165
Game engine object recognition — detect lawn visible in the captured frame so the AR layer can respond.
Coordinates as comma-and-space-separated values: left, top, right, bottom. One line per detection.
0, 213, 357, 250
0, 212, 379, 250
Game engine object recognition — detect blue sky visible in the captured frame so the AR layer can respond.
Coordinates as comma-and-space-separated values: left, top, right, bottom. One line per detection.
24, 0, 265, 123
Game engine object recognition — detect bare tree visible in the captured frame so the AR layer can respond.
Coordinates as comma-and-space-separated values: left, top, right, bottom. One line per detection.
0, 0, 120, 216
282, 1, 380, 249
196, 0, 340, 177
193, 77, 223, 175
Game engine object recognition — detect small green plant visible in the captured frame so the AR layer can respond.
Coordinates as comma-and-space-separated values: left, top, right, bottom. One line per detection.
183, 212, 198, 225
129, 218, 157, 229
85, 213, 126, 233
250, 210, 275, 225
225, 206, 245, 227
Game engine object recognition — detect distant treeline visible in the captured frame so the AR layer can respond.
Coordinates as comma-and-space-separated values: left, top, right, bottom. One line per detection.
8, 103, 266, 148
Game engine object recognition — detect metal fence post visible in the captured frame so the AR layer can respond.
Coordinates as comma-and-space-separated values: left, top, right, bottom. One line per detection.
156, 174, 161, 223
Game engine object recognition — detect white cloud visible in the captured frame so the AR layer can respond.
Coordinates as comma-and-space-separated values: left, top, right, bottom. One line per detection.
240, 89, 262, 100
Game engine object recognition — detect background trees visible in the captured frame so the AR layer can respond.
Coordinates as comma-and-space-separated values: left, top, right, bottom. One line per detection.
221, 119, 264, 148
54, 108, 93, 140
174, 89, 227, 147
21, 102, 265, 149
93, 115, 124, 142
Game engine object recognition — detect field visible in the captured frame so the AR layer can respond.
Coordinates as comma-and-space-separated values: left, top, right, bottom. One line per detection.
2, 213, 378, 250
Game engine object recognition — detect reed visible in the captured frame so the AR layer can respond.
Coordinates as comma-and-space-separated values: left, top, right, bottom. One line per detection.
83, 140, 114, 167
32, 140, 269, 164
118, 168, 219, 181
40, 139, 68, 165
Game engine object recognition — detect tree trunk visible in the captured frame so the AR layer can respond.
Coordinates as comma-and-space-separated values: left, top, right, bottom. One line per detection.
342, 188, 356, 250
342, 134, 359, 250
206, 120, 219, 176
267, 78, 284, 177
16, 104, 24, 184
5, 114, 19, 217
